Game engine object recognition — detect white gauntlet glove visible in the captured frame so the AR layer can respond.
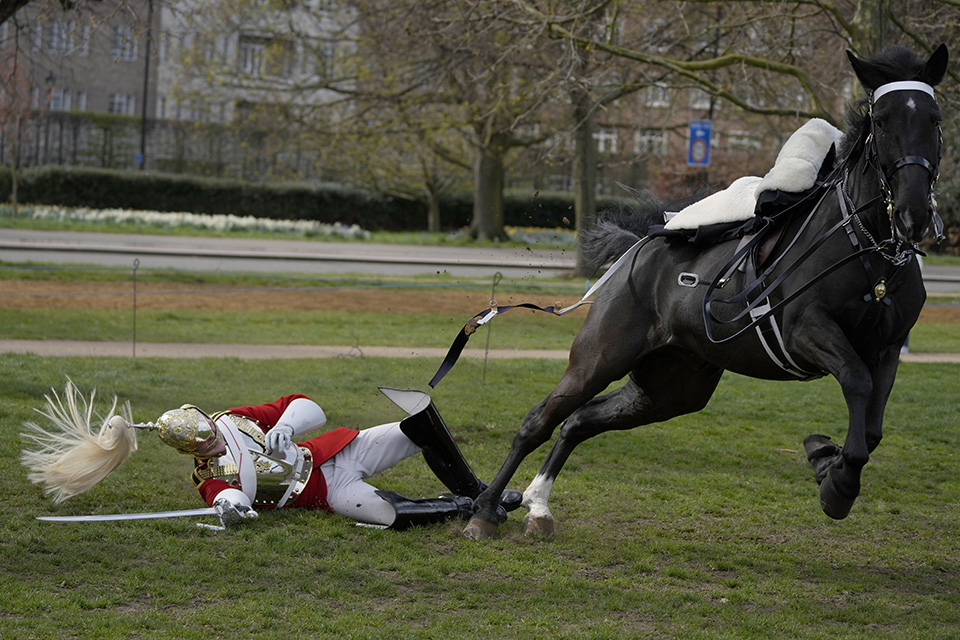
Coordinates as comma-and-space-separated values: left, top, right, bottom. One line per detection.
213, 496, 259, 528
265, 424, 294, 455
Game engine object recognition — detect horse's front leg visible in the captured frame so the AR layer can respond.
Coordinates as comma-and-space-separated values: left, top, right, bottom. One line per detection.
805, 343, 904, 518
817, 369, 871, 519
793, 326, 875, 519
862, 344, 902, 453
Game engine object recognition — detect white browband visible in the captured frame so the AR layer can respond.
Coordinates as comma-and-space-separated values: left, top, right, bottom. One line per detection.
873, 81, 935, 103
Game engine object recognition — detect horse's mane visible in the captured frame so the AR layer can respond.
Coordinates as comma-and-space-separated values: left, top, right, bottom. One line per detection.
837, 45, 933, 161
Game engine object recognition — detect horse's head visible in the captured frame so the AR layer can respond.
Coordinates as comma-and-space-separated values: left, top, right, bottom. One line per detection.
847, 44, 949, 244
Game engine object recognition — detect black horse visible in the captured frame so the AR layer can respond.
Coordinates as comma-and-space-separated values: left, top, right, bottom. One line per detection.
464, 44, 949, 540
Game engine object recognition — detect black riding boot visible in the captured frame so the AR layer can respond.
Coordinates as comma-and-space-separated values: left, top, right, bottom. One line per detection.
376, 490, 475, 531
396, 396, 523, 512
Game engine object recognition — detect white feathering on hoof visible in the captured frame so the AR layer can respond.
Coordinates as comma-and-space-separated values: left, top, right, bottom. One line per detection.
20, 379, 138, 503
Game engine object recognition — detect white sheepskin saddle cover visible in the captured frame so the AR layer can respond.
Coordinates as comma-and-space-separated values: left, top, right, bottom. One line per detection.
664, 118, 843, 230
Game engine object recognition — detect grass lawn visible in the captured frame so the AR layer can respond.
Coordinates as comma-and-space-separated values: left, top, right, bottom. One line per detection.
2, 233, 960, 638
2, 353, 960, 639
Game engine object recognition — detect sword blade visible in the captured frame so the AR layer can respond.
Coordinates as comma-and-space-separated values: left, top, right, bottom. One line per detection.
37, 507, 218, 522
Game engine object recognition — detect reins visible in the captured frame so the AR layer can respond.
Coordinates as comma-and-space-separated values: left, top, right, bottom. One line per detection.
703, 80, 941, 349
701, 177, 891, 347
426, 80, 941, 389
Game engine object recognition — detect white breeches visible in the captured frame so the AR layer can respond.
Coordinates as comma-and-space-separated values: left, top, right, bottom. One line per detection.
320, 421, 420, 526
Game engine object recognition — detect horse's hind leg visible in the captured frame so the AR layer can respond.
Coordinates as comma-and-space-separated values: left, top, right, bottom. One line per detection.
462, 375, 612, 540
523, 351, 723, 537
462, 331, 643, 540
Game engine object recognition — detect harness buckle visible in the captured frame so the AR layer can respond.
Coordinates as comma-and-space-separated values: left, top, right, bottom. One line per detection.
678, 272, 700, 287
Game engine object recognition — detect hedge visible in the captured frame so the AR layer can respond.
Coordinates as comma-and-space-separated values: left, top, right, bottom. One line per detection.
0, 165, 625, 232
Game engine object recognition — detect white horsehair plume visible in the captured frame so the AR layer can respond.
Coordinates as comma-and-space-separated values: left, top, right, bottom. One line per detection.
20, 379, 138, 503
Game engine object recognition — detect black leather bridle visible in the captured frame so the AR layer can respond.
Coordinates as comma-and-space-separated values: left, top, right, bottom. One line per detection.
865, 80, 944, 244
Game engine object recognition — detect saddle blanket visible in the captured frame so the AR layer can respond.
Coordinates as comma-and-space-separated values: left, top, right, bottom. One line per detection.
664, 118, 843, 230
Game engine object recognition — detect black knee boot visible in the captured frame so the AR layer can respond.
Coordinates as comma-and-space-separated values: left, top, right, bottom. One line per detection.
382, 388, 522, 512
376, 490, 476, 531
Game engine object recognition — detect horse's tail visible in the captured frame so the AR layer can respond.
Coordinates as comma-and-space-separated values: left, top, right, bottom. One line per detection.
580, 188, 705, 272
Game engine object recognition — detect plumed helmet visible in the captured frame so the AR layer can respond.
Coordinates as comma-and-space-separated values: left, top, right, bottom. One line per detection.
155, 404, 222, 457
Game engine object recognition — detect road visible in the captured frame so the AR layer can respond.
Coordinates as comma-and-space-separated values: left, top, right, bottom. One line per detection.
2, 229, 960, 291
0, 229, 577, 279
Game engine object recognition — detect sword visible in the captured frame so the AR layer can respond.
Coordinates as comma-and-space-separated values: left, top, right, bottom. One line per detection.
37, 507, 218, 522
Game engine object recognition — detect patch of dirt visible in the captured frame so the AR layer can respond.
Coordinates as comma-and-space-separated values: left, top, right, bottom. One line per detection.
2, 280, 958, 325
0, 280, 580, 315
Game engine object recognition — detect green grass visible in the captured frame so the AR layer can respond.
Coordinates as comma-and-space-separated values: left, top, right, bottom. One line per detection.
0, 307, 584, 350
2, 254, 960, 638
2, 264, 958, 353
2, 355, 960, 638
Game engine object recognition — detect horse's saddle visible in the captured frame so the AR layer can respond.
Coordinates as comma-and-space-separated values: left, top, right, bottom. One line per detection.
647, 118, 843, 254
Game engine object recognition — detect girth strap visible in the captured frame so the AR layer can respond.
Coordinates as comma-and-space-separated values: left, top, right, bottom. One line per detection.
741, 250, 819, 379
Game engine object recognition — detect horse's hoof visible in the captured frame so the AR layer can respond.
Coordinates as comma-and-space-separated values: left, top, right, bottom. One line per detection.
819, 472, 856, 520
522, 513, 555, 539
804, 434, 841, 463
462, 515, 498, 540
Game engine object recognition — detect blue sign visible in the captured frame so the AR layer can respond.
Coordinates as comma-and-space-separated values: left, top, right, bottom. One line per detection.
687, 120, 712, 167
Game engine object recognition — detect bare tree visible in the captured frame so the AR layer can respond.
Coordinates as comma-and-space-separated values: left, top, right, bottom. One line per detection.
502, 0, 960, 252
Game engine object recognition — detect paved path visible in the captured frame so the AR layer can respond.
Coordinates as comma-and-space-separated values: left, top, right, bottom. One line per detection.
4, 230, 960, 290
0, 229, 576, 278
0, 339, 955, 363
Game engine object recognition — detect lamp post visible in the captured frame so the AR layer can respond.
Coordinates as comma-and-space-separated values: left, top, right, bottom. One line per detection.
139, 0, 153, 170
44, 72, 54, 164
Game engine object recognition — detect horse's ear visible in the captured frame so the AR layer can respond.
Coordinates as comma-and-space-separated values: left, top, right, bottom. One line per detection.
846, 49, 884, 92
921, 44, 949, 87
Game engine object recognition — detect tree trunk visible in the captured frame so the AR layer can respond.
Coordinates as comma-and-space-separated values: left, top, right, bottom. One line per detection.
572, 88, 598, 277
11, 115, 20, 218
425, 189, 441, 233
854, 0, 888, 54
470, 136, 509, 241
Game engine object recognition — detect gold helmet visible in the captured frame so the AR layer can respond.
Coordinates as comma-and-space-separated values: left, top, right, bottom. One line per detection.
155, 405, 223, 458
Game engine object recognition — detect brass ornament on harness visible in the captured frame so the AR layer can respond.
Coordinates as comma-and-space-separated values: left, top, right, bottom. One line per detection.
873, 280, 888, 302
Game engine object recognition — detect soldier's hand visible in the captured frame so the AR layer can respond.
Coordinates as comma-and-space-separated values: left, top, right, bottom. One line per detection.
213, 497, 258, 527
265, 425, 294, 455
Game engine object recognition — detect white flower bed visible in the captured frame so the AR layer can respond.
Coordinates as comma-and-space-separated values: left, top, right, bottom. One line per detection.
0, 204, 371, 240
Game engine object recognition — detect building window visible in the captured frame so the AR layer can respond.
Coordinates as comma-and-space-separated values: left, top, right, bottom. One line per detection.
32, 22, 43, 50
689, 89, 712, 111
643, 83, 670, 108
49, 21, 69, 53
108, 93, 136, 115
594, 128, 618, 154
316, 41, 336, 78
239, 38, 267, 76
239, 35, 294, 78
75, 91, 86, 111
113, 25, 138, 61
49, 89, 71, 111
728, 130, 762, 153
635, 129, 667, 156
77, 24, 90, 56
